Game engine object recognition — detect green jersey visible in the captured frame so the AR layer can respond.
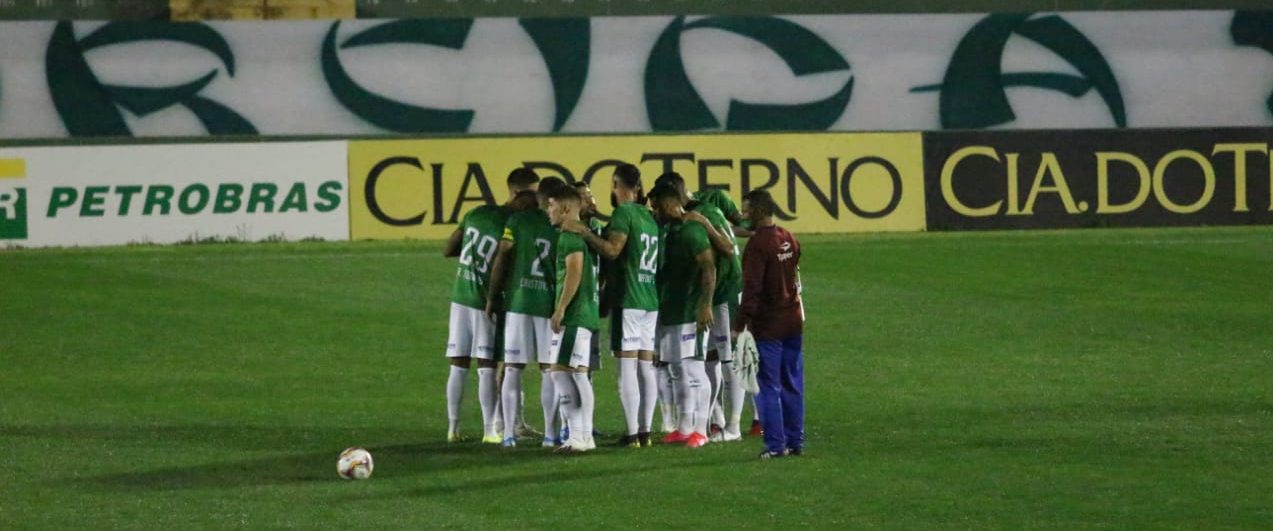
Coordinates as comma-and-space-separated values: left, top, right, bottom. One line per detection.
694, 188, 741, 223
657, 220, 712, 326
501, 209, 557, 317
555, 231, 601, 331
451, 205, 510, 310
691, 202, 743, 307
605, 202, 659, 311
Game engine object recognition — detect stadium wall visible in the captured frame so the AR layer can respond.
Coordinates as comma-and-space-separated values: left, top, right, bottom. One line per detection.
2, 128, 1271, 248
0, 11, 1269, 139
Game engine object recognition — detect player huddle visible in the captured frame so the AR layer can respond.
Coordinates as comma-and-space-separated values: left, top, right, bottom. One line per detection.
442, 164, 756, 453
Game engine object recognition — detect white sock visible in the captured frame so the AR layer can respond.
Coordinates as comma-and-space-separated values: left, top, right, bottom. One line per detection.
552, 371, 582, 442
722, 362, 745, 436
447, 366, 468, 434
751, 393, 760, 422
707, 359, 724, 429
618, 357, 640, 436
501, 366, 523, 440
540, 369, 558, 438
680, 359, 710, 436
572, 372, 595, 442
657, 363, 678, 432
518, 390, 528, 429
492, 378, 503, 435
477, 367, 497, 437
637, 359, 658, 433
675, 360, 697, 435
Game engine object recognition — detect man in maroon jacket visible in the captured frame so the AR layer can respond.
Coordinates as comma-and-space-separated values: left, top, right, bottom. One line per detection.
737, 190, 805, 459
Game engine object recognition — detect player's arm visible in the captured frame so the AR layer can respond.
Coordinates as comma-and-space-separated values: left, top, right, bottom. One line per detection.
485, 238, 515, 321
728, 212, 754, 238
552, 251, 584, 332
685, 211, 735, 258
564, 221, 627, 260
443, 227, 463, 258
694, 248, 716, 331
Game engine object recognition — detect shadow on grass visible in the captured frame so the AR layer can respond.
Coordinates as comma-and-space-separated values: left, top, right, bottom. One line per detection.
1, 424, 529, 491
6, 424, 737, 493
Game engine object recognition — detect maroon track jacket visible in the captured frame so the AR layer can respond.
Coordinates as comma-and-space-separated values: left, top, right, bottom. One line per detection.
737, 224, 803, 340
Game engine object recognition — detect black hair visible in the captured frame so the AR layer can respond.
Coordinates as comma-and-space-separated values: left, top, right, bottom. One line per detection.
653, 171, 684, 190
647, 183, 682, 205
653, 172, 691, 205
571, 181, 590, 190
614, 163, 641, 189
507, 167, 540, 189
742, 189, 778, 218
612, 163, 645, 206
547, 183, 582, 203
536, 176, 568, 200
510, 190, 539, 212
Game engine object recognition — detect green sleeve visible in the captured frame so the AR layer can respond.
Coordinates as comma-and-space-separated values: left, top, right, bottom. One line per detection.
607, 204, 630, 236
686, 223, 711, 256
560, 232, 583, 256
716, 192, 741, 221
501, 214, 517, 242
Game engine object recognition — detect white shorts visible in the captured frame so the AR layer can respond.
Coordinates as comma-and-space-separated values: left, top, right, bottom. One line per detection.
611, 309, 658, 353
446, 303, 495, 360
551, 326, 594, 369
504, 312, 553, 365
709, 303, 733, 361
657, 323, 707, 363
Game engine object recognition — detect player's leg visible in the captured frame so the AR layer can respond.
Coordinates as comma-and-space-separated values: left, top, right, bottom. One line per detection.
471, 308, 500, 444
750, 394, 763, 436
569, 328, 596, 451
656, 325, 686, 443
550, 365, 581, 452
532, 316, 558, 446
614, 309, 641, 446
654, 325, 679, 434
551, 326, 590, 452
780, 335, 805, 455
714, 302, 744, 441
500, 313, 533, 447
491, 312, 505, 440
682, 328, 712, 448
705, 348, 723, 438
445, 303, 474, 442
755, 337, 787, 455
636, 310, 658, 447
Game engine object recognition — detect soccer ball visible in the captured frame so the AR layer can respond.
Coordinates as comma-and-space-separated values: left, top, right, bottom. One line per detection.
337, 447, 374, 480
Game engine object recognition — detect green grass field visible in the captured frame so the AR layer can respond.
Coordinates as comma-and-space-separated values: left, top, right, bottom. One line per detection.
2, 227, 1272, 529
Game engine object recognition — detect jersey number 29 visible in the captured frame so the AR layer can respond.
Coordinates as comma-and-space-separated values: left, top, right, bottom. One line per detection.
459, 228, 498, 273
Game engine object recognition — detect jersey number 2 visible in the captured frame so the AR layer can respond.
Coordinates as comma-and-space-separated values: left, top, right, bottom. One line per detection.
529, 238, 552, 278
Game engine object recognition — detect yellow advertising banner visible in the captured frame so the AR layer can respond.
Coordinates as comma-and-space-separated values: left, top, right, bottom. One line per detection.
170, 0, 354, 20
349, 132, 926, 240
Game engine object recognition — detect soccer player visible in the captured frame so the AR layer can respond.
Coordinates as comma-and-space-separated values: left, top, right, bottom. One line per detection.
737, 190, 805, 459
648, 181, 715, 449
562, 164, 660, 448
694, 187, 752, 238
442, 167, 540, 443
653, 173, 745, 442
693, 187, 761, 435
486, 177, 569, 448
547, 185, 601, 452
572, 181, 606, 389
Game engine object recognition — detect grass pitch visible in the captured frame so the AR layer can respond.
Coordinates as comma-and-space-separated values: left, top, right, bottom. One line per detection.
2, 227, 1272, 529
